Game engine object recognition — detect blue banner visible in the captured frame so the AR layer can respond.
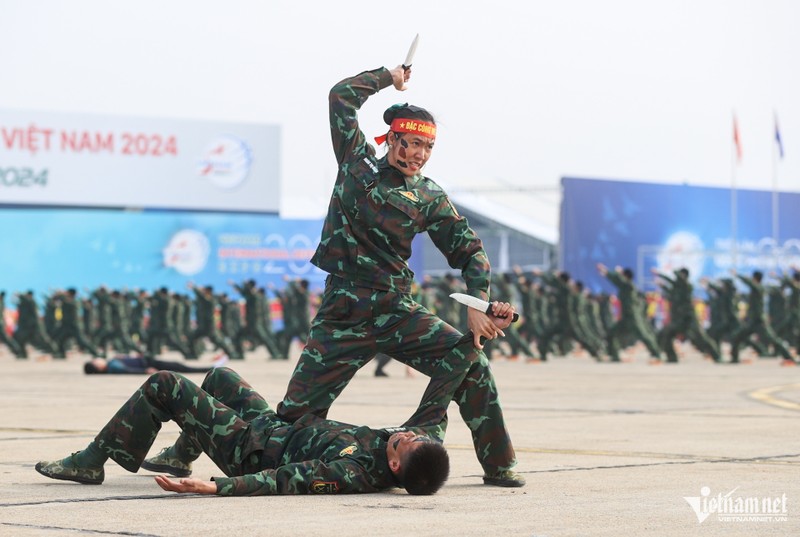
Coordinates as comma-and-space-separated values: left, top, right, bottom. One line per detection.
0, 207, 326, 299
560, 177, 800, 292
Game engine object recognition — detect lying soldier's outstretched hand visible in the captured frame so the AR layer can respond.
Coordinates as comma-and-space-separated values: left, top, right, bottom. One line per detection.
154, 475, 216, 495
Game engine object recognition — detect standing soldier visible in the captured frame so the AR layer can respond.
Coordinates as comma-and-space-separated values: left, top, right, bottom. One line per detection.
53, 288, 100, 358
702, 278, 738, 346
433, 274, 462, 331
231, 280, 284, 360
81, 297, 96, 342
128, 289, 149, 347
147, 288, 192, 358
187, 283, 240, 360
652, 268, 720, 363
597, 264, 661, 363
774, 270, 800, 354
274, 63, 523, 487
13, 291, 59, 358
535, 270, 603, 361
44, 291, 61, 342
105, 290, 140, 354
91, 287, 116, 357
276, 278, 311, 358
729, 270, 796, 365
486, 273, 533, 360
0, 291, 24, 358
218, 293, 241, 345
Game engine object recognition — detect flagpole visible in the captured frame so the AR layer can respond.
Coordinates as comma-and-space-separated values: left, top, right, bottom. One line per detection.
731, 112, 738, 269
772, 111, 780, 259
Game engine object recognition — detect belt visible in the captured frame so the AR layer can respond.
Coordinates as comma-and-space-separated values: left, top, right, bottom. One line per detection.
325, 274, 411, 294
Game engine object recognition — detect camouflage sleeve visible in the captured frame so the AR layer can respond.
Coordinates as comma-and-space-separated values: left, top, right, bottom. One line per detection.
655, 272, 674, 284
425, 195, 491, 301
329, 67, 394, 167
213, 459, 381, 496
606, 271, 624, 289
736, 274, 755, 291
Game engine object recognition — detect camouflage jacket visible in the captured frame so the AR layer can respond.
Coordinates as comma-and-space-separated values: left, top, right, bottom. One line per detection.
311, 67, 491, 299
213, 414, 441, 496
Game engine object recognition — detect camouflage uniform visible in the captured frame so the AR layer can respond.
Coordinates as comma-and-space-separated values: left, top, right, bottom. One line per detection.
730, 273, 794, 363
187, 287, 240, 360
147, 289, 192, 359
232, 282, 284, 359
536, 272, 602, 360
775, 273, 800, 352
93, 366, 452, 495
603, 269, 660, 362
13, 292, 59, 358
276, 67, 517, 477
0, 291, 24, 357
655, 271, 720, 362
53, 291, 100, 357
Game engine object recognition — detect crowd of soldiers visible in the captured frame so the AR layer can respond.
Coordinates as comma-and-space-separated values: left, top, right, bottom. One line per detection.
3, 267, 799, 366
418, 265, 800, 365
0, 278, 311, 362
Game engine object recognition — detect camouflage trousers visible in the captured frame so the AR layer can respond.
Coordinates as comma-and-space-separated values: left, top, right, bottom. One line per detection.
276, 275, 517, 475
730, 319, 793, 362
95, 368, 283, 476
658, 317, 720, 362
606, 317, 661, 361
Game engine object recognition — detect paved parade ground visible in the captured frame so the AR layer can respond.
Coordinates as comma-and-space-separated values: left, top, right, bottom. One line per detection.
1, 345, 798, 537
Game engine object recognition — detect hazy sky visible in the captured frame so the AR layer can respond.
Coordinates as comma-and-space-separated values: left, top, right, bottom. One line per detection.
2, 1, 798, 238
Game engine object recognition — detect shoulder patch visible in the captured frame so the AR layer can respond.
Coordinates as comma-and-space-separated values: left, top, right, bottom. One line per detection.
339, 444, 359, 456
311, 481, 340, 494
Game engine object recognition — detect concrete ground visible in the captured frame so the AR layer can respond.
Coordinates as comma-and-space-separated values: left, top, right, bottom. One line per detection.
0, 343, 798, 537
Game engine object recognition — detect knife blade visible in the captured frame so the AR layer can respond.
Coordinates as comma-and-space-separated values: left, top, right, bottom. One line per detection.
449, 293, 520, 322
402, 33, 420, 70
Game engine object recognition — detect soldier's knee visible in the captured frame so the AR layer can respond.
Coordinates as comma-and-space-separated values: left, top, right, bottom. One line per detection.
201, 366, 236, 390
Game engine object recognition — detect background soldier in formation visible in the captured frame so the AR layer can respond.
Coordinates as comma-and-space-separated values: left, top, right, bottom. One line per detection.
231, 279, 285, 360
652, 268, 721, 363
13, 291, 59, 359
0, 291, 24, 358
186, 283, 241, 361
52, 288, 100, 358
729, 270, 796, 365
597, 264, 661, 363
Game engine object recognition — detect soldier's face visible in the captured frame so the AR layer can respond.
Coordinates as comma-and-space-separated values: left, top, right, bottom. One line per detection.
387, 431, 434, 461
387, 132, 435, 176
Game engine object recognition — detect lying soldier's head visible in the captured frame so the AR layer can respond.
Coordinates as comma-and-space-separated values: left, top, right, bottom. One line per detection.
386, 431, 450, 495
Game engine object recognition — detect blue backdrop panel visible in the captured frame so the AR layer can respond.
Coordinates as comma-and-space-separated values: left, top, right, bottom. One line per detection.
0, 207, 326, 298
560, 177, 800, 292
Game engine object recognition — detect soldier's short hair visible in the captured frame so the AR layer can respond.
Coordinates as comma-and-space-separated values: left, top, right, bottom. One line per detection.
399, 442, 450, 495
84, 361, 104, 374
622, 268, 634, 280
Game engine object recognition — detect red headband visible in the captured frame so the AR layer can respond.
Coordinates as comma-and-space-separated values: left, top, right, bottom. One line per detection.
374, 118, 437, 146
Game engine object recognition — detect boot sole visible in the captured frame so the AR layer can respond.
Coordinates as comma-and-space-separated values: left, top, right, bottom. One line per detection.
140, 460, 192, 477
35, 462, 103, 485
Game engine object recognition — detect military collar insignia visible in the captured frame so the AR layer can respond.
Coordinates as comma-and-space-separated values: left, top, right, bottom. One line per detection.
399, 190, 419, 203
339, 444, 358, 457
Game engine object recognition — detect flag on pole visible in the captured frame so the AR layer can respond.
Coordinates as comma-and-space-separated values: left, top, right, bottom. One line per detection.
775, 113, 784, 159
733, 114, 743, 162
